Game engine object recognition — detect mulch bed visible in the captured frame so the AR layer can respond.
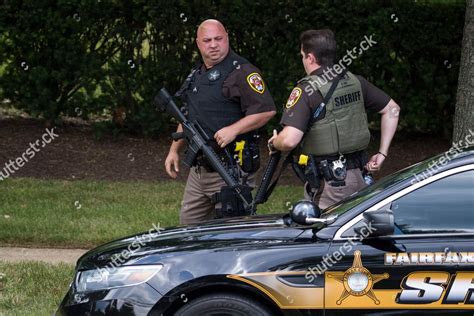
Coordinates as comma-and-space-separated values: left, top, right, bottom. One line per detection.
0, 117, 451, 185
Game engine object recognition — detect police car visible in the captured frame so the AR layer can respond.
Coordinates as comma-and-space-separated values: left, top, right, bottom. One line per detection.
57, 147, 474, 315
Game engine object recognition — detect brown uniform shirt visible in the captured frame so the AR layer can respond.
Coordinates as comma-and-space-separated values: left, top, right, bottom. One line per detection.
281, 68, 391, 132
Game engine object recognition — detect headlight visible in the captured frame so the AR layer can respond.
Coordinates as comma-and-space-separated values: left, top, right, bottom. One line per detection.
75, 264, 163, 293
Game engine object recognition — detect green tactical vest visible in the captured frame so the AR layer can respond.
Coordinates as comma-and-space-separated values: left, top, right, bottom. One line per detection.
298, 71, 370, 156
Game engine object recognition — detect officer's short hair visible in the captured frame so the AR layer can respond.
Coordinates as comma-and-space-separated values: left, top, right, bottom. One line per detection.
300, 29, 336, 67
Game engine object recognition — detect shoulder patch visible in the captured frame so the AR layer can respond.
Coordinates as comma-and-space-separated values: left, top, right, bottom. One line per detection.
285, 87, 302, 108
246, 72, 265, 94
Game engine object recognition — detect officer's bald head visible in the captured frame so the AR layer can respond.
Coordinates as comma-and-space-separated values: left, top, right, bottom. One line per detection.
196, 19, 230, 68
197, 19, 227, 37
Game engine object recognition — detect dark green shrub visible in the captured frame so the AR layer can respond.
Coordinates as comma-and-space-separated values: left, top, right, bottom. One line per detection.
0, 0, 465, 137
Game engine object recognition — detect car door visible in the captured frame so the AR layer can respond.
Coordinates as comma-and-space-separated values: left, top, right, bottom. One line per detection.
323, 165, 474, 315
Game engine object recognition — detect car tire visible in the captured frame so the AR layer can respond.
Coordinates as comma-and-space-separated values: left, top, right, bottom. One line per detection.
174, 292, 274, 316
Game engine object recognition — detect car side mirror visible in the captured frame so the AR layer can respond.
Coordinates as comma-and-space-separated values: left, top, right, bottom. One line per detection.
355, 209, 395, 237
290, 200, 337, 226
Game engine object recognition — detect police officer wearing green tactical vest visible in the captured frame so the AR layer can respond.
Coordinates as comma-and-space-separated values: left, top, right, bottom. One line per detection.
268, 29, 400, 209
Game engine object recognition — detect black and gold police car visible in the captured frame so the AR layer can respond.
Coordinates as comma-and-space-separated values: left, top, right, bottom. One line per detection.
57, 147, 474, 315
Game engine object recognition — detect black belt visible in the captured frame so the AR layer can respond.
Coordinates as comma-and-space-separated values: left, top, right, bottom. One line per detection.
313, 150, 367, 170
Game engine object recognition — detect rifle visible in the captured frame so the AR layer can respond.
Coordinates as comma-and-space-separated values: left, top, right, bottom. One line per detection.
252, 151, 281, 207
154, 88, 252, 211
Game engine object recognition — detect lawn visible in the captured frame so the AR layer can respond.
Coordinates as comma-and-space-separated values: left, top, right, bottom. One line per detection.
0, 261, 74, 316
0, 178, 301, 315
0, 178, 302, 248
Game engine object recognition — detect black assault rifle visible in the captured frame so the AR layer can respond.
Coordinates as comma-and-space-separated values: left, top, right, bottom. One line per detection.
155, 88, 253, 212
154, 87, 281, 215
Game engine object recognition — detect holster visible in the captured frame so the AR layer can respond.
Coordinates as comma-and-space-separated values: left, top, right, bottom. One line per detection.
292, 156, 321, 190
306, 158, 321, 189
213, 185, 253, 218
240, 139, 260, 173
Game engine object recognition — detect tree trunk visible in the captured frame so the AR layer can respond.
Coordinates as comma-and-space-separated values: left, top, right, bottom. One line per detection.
453, 0, 474, 144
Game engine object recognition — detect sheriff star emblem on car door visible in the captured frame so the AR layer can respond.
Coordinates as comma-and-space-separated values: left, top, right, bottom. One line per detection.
328, 250, 389, 305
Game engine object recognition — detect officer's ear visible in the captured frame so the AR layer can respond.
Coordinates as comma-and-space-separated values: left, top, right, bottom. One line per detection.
302, 51, 317, 65
307, 52, 318, 65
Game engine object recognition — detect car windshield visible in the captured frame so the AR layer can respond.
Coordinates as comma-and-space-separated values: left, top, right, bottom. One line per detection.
322, 149, 471, 217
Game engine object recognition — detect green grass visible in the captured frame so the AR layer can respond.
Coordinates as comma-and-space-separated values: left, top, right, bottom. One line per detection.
0, 178, 302, 248
0, 261, 74, 316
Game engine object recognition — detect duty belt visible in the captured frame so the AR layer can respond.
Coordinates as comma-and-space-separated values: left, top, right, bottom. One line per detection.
293, 150, 369, 189
313, 150, 367, 170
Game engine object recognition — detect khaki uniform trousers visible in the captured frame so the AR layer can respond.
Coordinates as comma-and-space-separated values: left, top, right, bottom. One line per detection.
304, 168, 367, 210
180, 166, 256, 225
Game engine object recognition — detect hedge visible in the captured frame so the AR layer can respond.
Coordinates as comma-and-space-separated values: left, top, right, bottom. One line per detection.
0, 0, 466, 137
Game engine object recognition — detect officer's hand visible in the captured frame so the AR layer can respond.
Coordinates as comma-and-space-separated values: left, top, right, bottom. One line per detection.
214, 127, 238, 148
267, 129, 278, 154
365, 153, 386, 172
165, 151, 180, 179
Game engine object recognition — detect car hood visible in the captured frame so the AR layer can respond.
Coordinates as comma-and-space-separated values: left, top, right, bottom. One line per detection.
76, 214, 308, 270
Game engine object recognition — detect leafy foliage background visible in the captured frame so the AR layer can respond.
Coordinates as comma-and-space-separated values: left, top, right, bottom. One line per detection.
0, 0, 465, 137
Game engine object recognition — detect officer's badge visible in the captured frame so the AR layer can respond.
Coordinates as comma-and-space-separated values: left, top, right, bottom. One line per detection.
246, 73, 265, 94
208, 69, 221, 81
286, 87, 302, 108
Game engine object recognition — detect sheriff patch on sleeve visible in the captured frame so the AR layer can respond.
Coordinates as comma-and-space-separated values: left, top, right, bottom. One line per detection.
286, 87, 302, 108
246, 72, 265, 94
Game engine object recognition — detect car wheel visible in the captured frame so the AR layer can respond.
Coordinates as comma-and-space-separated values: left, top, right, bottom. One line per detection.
174, 292, 273, 316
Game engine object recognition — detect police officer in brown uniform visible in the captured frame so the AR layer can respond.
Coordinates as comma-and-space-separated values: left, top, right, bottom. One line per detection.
165, 19, 276, 225
268, 29, 400, 209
